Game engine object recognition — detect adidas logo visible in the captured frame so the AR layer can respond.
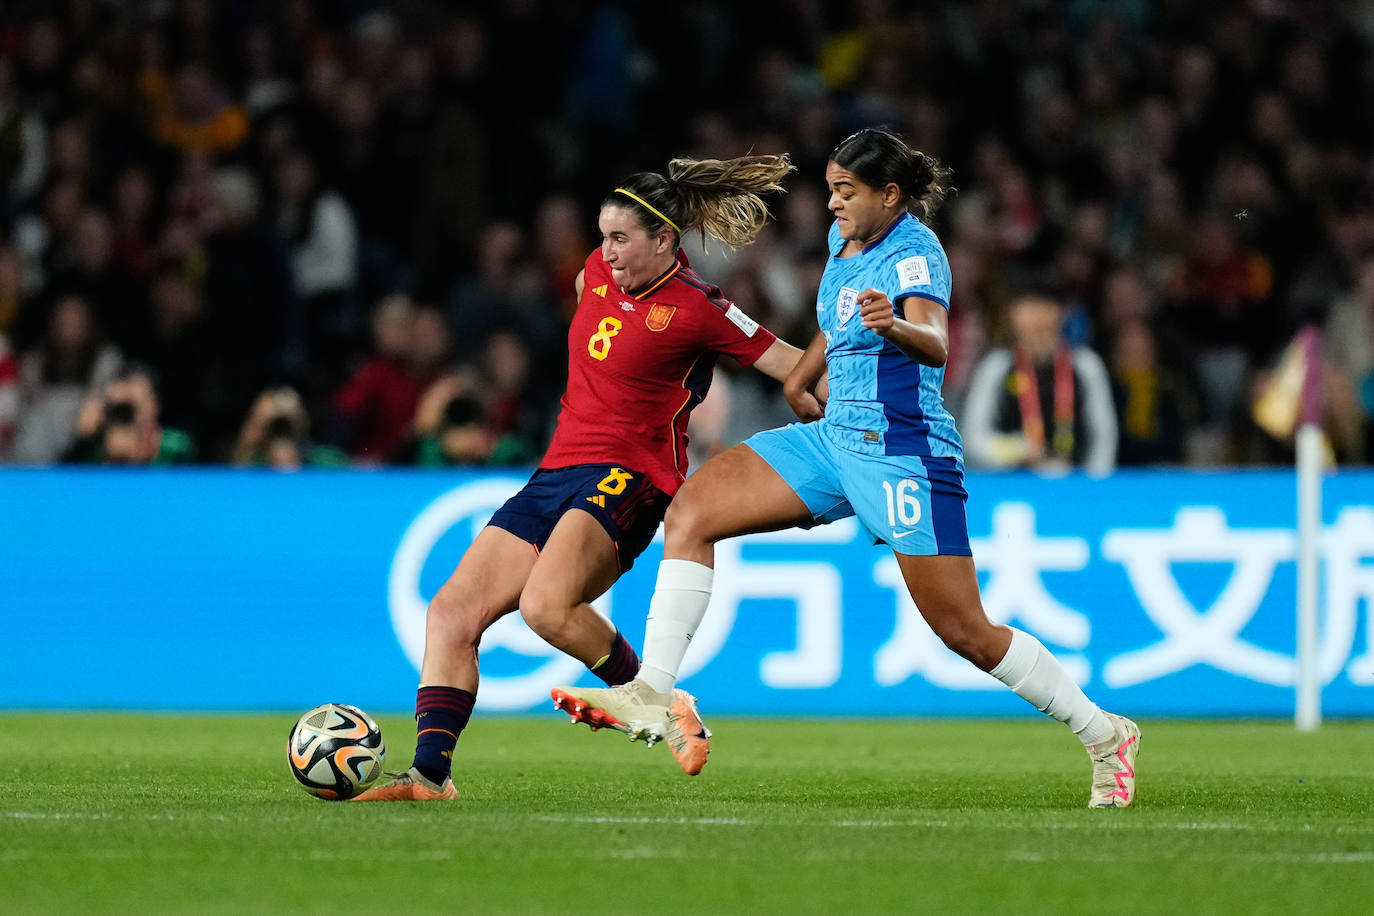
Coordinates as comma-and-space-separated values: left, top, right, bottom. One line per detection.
592, 284, 608, 297
586, 494, 606, 507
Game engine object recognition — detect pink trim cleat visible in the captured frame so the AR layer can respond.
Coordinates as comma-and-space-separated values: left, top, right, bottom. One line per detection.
1088, 713, 1141, 808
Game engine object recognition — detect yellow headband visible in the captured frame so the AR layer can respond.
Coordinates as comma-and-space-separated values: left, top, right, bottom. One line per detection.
614, 188, 680, 234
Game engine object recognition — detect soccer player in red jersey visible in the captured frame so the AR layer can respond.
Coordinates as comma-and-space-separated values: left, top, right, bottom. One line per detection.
354, 154, 813, 801
554, 130, 1141, 806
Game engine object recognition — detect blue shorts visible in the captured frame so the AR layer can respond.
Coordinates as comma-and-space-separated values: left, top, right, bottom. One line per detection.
744, 422, 971, 556
487, 464, 670, 573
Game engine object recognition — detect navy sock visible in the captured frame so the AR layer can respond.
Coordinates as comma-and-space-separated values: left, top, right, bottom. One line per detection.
590, 631, 640, 686
412, 686, 475, 784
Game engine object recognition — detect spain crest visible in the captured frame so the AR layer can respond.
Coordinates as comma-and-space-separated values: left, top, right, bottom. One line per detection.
645, 303, 676, 332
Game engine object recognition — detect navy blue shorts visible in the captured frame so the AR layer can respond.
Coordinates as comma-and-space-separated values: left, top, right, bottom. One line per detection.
487, 464, 671, 573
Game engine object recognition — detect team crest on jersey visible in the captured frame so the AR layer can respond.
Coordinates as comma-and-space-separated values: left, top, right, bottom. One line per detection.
645, 304, 676, 331
837, 287, 861, 327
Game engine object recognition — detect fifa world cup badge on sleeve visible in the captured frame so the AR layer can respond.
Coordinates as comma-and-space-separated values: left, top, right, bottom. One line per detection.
724, 305, 758, 336
896, 255, 929, 287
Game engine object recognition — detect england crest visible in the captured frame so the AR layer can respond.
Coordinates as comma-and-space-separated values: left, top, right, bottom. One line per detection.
837, 287, 860, 327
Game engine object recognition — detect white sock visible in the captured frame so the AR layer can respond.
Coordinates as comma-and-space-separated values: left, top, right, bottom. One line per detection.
989, 627, 1114, 747
637, 559, 714, 694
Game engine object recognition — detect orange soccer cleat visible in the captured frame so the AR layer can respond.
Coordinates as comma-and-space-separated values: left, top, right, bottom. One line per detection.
663, 689, 711, 776
350, 766, 459, 802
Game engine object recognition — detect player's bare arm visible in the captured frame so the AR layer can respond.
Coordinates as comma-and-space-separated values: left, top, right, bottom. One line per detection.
857, 289, 948, 367
574, 268, 585, 299
750, 338, 803, 383
783, 331, 828, 421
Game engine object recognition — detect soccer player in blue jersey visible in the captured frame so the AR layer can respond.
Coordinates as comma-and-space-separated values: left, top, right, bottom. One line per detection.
555, 129, 1141, 807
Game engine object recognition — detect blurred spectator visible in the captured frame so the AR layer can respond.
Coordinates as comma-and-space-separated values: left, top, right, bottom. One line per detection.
963, 293, 1118, 475
331, 297, 447, 463
143, 61, 250, 156
197, 164, 295, 453
477, 327, 551, 452
1164, 211, 1278, 424
533, 195, 589, 324
1108, 319, 1194, 466
65, 364, 196, 465
0, 2, 1371, 467
941, 238, 992, 412
1323, 252, 1374, 463
272, 146, 360, 371
137, 268, 213, 446
399, 372, 532, 468
47, 206, 142, 354
232, 386, 347, 470
447, 221, 553, 363
109, 167, 161, 287
0, 55, 46, 213
686, 369, 733, 470
11, 176, 84, 297
240, 25, 296, 118
0, 245, 27, 336
9, 293, 122, 464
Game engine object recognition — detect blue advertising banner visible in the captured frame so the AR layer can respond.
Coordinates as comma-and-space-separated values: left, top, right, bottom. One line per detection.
1, 468, 1371, 717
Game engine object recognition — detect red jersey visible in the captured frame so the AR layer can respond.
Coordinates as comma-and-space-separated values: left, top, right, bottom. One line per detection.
541, 249, 776, 495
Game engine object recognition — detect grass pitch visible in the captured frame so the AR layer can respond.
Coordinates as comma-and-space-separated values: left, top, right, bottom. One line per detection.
2, 714, 1370, 915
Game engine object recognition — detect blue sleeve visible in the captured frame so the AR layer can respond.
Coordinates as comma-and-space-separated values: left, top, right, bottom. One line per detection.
887, 230, 951, 310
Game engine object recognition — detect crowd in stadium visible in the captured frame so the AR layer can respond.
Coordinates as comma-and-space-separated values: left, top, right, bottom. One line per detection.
0, 0, 1371, 469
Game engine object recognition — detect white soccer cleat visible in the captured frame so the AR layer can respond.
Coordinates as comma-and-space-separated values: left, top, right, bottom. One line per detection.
551, 680, 672, 746
1088, 713, 1141, 808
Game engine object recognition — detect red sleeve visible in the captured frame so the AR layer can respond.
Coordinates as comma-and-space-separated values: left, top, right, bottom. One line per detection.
693, 289, 776, 367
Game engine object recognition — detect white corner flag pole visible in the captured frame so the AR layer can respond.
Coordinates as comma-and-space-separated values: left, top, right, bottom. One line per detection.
1295, 325, 1323, 732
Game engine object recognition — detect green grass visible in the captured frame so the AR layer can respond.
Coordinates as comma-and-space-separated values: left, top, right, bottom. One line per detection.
2, 715, 1371, 915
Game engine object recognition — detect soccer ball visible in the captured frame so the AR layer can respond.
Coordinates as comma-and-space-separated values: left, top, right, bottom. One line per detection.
287, 703, 386, 800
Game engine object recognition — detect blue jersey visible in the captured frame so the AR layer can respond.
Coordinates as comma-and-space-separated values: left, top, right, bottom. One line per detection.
817, 214, 962, 460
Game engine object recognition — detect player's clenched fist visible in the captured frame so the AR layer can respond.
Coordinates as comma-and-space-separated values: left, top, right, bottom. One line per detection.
858, 288, 897, 335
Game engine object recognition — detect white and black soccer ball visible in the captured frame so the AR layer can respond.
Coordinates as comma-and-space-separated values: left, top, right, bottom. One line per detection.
287, 703, 386, 800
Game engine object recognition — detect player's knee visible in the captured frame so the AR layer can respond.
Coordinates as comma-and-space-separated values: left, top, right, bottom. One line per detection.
935, 619, 1001, 671
663, 488, 713, 546
425, 586, 485, 648
516, 584, 568, 641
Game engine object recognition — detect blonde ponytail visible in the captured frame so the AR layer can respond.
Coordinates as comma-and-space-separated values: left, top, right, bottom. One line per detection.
609, 154, 794, 251
667, 154, 795, 248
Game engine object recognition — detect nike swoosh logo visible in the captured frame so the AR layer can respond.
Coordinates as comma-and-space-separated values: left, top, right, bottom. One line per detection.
891, 530, 918, 539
